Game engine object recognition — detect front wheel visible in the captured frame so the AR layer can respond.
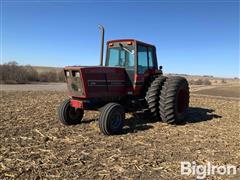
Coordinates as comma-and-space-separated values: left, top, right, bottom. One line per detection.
58, 99, 84, 125
99, 103, 125, 135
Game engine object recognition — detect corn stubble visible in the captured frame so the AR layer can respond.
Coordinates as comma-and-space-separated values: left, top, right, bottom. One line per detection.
0, 91, 239, 179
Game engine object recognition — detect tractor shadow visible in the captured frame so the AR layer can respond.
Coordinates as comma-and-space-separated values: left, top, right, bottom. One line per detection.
123, 112, 157, 134
81, 119, 96, 124
183, 107, 222, 124
122, 107, 222, 134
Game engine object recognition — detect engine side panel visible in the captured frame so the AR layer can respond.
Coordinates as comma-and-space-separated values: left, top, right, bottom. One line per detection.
65, 66, 127, 99
83, 67, 126, 98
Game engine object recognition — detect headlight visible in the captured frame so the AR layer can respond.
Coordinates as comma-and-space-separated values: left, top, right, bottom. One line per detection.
66, 71, 70, 77
76, 72, 80, 77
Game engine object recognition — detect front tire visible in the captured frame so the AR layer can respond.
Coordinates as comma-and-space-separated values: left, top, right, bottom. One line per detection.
58, 99, 84, 125
99, 103, 125, 135
159, 76, 189, 124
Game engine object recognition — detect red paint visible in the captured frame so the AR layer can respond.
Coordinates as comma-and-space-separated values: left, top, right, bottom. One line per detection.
70, 99, 83, 108
65, 66, 126, 99
107, 39, 155, 47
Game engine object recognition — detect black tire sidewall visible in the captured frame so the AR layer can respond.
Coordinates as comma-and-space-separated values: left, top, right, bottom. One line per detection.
99, 103, 125, 135
107, 105, 124, 134
58, 99, 83, 125
174, 80, 189, 121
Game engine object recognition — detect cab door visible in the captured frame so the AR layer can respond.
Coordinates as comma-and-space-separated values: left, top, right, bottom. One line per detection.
135, 44, 156, 95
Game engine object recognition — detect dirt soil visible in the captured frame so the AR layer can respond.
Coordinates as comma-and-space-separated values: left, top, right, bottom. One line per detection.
0, 90, 239, 179
193, 85, 240, 98
0, 83, 67, 92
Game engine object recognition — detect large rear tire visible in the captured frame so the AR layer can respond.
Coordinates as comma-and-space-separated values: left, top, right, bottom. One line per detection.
159, 76, 189, 124
99, 103, 125, 135
58, 99, 84, 125
146, 76, 167, 120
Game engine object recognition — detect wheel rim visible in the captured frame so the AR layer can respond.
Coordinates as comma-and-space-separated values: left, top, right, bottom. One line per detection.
177, 88, 187, 113
68, 106, 82, 120
110, 113, 122, 130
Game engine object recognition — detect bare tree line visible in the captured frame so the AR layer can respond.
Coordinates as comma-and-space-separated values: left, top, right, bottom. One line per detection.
189, 79, 212, 85
0, 61, 65, 84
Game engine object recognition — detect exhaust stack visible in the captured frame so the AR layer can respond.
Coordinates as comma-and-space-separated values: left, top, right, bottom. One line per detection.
98, 25, 105, 66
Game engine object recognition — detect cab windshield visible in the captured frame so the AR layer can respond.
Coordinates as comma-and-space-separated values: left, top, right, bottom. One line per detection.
107, 46, 135, 70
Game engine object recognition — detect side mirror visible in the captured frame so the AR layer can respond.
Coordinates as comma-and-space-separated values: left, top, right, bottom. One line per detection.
159, 65, 163, 70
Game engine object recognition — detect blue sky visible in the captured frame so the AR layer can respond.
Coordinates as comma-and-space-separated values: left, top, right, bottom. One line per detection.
1, 0, 239, 77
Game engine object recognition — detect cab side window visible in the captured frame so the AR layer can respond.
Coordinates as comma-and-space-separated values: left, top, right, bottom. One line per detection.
148, 47, 154, 68
138, 45, 148, 74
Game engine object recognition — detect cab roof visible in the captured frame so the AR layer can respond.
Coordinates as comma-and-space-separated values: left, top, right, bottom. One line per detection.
107, 39, 155, 48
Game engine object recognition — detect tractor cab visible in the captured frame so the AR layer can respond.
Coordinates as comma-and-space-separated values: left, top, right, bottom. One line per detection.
106, 39, 160, 83
105, 39, 162, 96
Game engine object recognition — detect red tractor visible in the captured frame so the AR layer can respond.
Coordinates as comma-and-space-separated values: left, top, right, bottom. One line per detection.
58, 26, 189, 135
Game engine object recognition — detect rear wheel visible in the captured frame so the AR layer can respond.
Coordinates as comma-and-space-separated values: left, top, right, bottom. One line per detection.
146, 76, 167, 120
99, 103, 125, 135
159, 76, 189, 124
58, 99, 84, 125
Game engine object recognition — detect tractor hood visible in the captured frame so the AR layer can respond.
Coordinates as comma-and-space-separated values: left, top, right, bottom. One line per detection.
64, 66, 127, 99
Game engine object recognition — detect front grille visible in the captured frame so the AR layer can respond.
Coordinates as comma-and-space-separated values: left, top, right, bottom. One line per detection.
66, 70, 84, 97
